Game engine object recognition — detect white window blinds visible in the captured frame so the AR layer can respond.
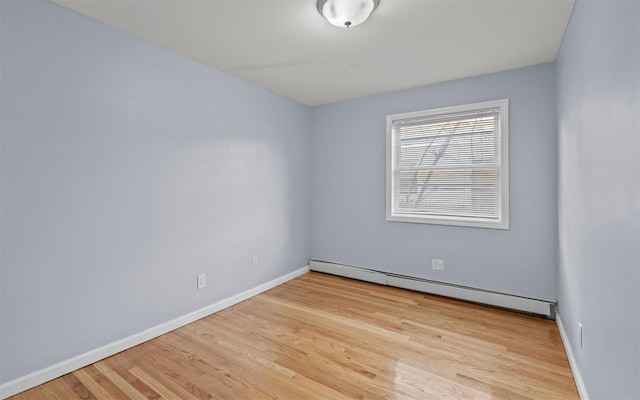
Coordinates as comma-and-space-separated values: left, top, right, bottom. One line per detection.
386, 99, 509, 229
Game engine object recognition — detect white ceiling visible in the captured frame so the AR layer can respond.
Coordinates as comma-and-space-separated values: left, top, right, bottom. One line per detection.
50, 0, 575, 106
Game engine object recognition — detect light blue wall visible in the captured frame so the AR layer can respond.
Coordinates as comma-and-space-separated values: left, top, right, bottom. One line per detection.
311, 64, 558, 301
0, 0, 311, 383
556, 0, 640, 398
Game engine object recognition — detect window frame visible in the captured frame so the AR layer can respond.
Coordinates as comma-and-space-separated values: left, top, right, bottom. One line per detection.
386, 98, 509, 230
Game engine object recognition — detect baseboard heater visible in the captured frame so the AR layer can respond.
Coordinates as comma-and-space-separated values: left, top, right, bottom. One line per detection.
309, 259, 556, 318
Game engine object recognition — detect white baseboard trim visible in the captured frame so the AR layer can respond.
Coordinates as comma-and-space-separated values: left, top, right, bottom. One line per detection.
0, 266, 309, 399
556, 313, 590, 400
310, 259, 555, 317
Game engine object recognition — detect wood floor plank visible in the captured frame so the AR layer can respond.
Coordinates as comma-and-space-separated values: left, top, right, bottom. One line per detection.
8, 272, 579, 399
92, 362, 150, 400
71, 369, 114, 400
126, 346, 209, 400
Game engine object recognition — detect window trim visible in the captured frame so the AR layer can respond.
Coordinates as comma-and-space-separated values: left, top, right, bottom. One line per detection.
386, 99, 509, 230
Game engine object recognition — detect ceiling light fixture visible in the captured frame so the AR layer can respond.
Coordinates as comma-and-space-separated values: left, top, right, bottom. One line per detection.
317, 0, 380, 28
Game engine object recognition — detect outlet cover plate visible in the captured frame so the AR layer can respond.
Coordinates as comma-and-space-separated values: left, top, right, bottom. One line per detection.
432, 259, 444, 270
197, 273, 206, 289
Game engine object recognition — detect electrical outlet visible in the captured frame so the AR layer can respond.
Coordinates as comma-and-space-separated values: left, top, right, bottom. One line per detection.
432, 259, 444, 270
252, 256, 258, 268
578, 322, 583, 349
197, 273, 206, 289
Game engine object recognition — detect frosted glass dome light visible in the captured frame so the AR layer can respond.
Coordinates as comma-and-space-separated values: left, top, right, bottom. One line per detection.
317, 0, 380, 28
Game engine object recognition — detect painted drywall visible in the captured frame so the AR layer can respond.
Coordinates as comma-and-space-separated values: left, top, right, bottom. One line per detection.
0, 0, 311, 384
556, 0, 640, 398
311, 64, 558, 301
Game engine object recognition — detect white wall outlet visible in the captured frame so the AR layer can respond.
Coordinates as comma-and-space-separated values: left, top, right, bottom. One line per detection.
252, 256, 258, 268
578, 322, 583, 349
197, 273, 206, 289
432, 259, 444, 270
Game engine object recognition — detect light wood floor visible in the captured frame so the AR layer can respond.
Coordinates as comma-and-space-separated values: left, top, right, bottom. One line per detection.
10, 272, 579, 399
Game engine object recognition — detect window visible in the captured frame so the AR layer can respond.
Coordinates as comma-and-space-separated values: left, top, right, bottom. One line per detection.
386, 99, 509, 229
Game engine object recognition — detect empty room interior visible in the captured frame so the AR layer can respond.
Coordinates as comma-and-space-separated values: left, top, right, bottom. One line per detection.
1, 0, 638, 399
